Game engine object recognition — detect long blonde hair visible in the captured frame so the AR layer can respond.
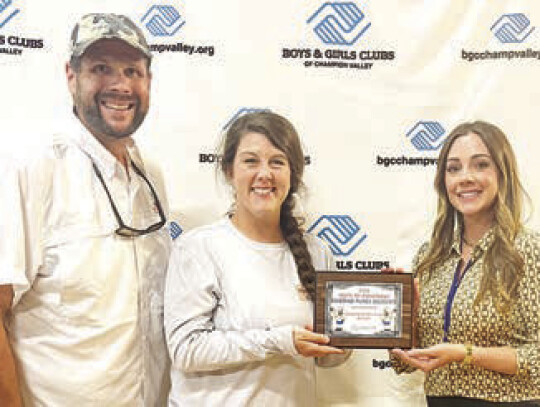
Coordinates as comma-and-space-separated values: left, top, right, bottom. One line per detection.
417, 121, 526, 310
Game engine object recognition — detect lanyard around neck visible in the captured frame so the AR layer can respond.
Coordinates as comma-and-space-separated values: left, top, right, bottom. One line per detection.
442, 256, 474, 342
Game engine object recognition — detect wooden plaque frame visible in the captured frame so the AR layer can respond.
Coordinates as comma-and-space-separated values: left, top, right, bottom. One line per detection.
314, 272, 413, 349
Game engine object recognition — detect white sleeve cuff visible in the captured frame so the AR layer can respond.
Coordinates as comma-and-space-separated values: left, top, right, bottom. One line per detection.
273, 324, 299, 356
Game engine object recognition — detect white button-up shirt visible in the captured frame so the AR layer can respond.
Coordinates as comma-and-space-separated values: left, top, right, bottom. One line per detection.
0, 114, 171, 406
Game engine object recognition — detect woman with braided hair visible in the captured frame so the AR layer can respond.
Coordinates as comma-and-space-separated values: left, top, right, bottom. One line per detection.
164, 111, 348, 406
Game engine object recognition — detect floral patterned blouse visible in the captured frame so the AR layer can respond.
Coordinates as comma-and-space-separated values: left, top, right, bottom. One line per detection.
394, 227, 540, 402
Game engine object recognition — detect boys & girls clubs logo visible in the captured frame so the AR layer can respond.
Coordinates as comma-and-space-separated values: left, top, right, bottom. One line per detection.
199, 108, 312, 166
462, 12, 540, 62
375, 121, 445, 169
281, 1, 395, 71
169, 221, 183, 240
198, 108, 271, 165
0, 0, 18, 29
308, 215, 390, 271
140, 3, 215, 57
0, 1, 44, 56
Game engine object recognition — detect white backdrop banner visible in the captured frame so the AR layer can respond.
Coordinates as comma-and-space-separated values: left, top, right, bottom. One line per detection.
2, 1, 539, 405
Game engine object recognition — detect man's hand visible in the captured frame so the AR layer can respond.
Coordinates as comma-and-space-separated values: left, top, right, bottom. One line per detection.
0, 284, 22, 407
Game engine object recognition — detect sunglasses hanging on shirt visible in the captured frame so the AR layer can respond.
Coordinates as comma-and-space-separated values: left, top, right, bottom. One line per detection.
92, 161, 166, 237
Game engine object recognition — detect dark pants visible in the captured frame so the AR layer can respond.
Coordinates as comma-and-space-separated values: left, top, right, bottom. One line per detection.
427, 396, 539, 407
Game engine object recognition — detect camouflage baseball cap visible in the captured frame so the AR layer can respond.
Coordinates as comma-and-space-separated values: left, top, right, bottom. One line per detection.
70, 13, 152, 59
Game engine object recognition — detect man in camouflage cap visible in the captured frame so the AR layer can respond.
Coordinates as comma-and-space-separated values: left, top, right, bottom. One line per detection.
70, 13, 153, 60
0, 13, 171, 406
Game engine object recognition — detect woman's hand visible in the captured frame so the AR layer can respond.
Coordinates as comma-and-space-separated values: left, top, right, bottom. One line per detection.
390, 343, 465, 373
293, 326, 344, 358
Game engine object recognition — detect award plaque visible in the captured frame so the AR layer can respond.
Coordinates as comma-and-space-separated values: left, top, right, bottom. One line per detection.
314, 272, 414, 349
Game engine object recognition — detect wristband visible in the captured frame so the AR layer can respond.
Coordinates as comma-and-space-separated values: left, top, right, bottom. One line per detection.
462, 343, 474, 365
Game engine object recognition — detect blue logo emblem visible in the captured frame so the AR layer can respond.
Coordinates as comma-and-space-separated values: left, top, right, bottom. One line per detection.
169, 221, 183, 240
406, 121, 446, 151
308, 215, 367, 256
491, 13, 534, 43
223, 107, 271, 130
0, 0, 20, 29
141, 5, 186, 37
307, 2, 371, 46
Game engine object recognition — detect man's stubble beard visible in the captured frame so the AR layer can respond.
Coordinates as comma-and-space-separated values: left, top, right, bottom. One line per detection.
75, 90, 148, 139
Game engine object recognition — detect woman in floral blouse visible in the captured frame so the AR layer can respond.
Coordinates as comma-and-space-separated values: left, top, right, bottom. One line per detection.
392, 121, 540, 406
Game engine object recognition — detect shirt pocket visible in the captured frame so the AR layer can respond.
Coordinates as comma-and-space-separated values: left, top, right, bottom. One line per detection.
43, 218, 118, 327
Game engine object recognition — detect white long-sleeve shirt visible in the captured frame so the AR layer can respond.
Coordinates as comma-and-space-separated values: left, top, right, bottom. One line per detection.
165, 218, 334, 406
0, 114, 171, 406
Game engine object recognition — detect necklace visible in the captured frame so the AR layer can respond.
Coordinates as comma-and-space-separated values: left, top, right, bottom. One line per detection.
462, 236, 475, 247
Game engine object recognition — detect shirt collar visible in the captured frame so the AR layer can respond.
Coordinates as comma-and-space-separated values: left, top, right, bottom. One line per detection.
66, 111, 134, 180
451, 225, 496, 257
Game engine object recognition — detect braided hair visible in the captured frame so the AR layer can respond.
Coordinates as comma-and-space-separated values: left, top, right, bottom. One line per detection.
220, 111, 316, 301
